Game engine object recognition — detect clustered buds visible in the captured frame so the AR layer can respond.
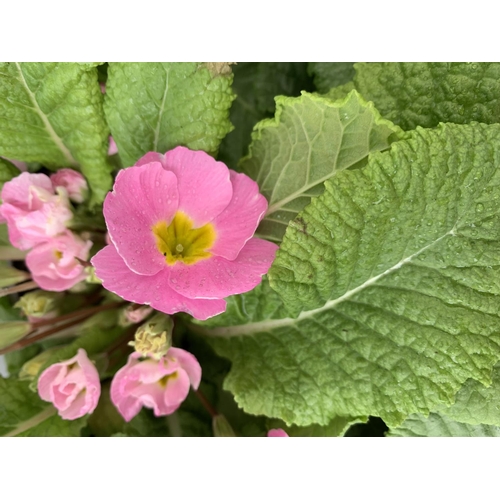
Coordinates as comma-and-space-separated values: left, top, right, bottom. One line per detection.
0, 170, 91, 291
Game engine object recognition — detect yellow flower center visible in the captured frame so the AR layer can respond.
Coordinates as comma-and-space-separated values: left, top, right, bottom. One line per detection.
152, 211, 216, 266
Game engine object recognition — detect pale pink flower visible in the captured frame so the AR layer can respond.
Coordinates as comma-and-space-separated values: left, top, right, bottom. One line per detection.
26, 230, 92, 291
110, 348, 201, 422
37, 348, 100, 420
0, 172, 73, 250
267, 428, 289, 437
50, 169, 88, 203
91, 146, 278, 320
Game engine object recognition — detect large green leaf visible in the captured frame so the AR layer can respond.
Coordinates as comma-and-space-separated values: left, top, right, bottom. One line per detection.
196, 123, 500, 427
0, 377, 87, 436
0, 62, 112, 203
438, 362, 500, 426
354, 62, 500, 130
218, 62, 314, 170
104, 63, 235, 167
387, 413, 500, 437
241, 90, 402, 242
0, 157, 19, 191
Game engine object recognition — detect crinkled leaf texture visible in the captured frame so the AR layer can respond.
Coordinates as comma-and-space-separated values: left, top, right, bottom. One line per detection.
387, 413, 500, 437
104, 63, 235, 167
0, 62, 111, 203
241, 90, 402, 242
354, 62, 500, 130
0, 377, 87, 437
0, 158, 19, 190
197, 123, 500, 428
437, 362, 500, 426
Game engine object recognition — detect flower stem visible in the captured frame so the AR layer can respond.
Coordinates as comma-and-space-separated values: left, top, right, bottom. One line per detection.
0, 280, 37, 298
195, 389, 218, 418
31, 301, 124, 328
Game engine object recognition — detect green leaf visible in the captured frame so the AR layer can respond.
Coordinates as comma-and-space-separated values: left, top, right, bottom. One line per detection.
0, 322, 31, 349
0, 377, 87, 436
0, 261, 30, 288
241, 90, 402, 242
269, 415, 367, 437
197, 122, 500, 428
0, 157, 19, 190
437, 362, 500, 426
0, 62, 112, 203
308, 62, 355, 94
387, 413, 500, 437
354, 62, 500, 130
0, 225, 26, 261
104, 63, 235, 167
218, 62, 314, 169
324, 82, 355, 102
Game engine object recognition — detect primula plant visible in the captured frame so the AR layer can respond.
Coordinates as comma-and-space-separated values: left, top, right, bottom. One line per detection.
2, 62, 500, 437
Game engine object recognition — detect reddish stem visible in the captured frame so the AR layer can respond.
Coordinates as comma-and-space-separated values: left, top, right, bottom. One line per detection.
195, 389, 218, 418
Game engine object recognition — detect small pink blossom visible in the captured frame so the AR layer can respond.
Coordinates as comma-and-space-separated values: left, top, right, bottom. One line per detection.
26, 230, 92, 291
267, 428, 289, 437
92, 146, 278, 320
110, 347, 202, 422
0, 172, 73, 250
50, 169, 88, 203
37, 348, 100, 420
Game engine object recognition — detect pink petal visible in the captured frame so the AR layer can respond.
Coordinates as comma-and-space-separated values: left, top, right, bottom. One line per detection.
211, 171, 268, 260
38, 365, 64, 402
104, 163, 179, 276
162, 369, 190, 407
58, 391, 88, 420
167, 348, 202, 390
267, 429, 289, 437
26, 232, 91, 292
1, 172, 53, 209
169, 238, 278, 299
92, 244, 227, 320
136, 147, 233, 227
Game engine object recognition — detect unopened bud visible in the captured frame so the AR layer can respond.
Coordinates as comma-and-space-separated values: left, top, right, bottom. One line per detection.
128, 313, 173, 359
0, 263, 30, 288
15, 290, 60, 319
19, 346, 63, 381
0, 322, 32, 349
118, 304, 153, 327
85, 266, 102, 284
212, 414, 236, 437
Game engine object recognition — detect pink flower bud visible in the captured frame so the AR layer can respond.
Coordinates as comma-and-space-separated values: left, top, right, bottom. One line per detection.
124, 304, 153, 324
26, 230, 92, 291
110, 347, 201, 422
0, 172, 73, 250
267, 429, 289, 437
37, 348, 101, 420
50, 169, 88, 204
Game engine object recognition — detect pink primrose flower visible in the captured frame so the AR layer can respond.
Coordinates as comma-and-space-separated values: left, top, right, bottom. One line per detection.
0, 172, 73, 250
50, 169, 88, 203
110, 347, 201, 422
91, 146, 278, 320
37, 348, 100, 420
26, 230, 92, 291
267, 428, 289, 437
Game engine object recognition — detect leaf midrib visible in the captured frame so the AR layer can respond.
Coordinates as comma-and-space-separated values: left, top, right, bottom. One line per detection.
197, 227, 456, 337
13, 63, 77, 167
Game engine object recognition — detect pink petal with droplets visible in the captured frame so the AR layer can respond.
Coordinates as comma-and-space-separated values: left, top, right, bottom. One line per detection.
91, 244, 227, 320
103, 163, 179, 276
211, 171, 268, 261
169, 238, 278, 299
136, 147, 233, 227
